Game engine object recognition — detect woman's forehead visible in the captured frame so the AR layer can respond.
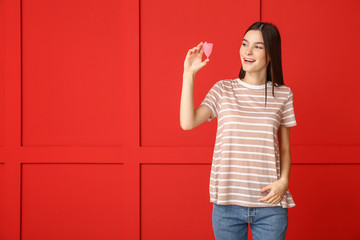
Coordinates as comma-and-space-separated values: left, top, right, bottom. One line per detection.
243, 30, 264, 43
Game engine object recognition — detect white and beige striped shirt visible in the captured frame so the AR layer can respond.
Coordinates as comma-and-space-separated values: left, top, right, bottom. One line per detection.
200, 78, 297, 208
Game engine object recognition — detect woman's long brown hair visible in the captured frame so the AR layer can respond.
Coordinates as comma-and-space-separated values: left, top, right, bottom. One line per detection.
239, 22, 285, 107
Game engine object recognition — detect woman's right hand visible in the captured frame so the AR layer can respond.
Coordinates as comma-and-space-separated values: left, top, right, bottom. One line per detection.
183, 42, 210, 75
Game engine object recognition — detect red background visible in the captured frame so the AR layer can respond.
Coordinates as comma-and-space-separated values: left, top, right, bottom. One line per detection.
1, 0, 360, 239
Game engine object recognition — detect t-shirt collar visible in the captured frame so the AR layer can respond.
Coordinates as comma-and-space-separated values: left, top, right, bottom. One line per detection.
236, 78, 272, 89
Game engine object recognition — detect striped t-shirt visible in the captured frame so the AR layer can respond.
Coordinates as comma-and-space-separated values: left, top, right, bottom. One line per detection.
200, 78, 297, 208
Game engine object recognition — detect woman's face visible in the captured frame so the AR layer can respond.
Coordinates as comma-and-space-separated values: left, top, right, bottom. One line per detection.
240, 30, 269, 73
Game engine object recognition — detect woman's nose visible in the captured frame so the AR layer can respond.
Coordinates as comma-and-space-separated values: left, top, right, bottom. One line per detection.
245, 47, 253, 55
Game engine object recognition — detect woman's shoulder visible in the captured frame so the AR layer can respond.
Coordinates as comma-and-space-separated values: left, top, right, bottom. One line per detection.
272, 82, 294, 92
215, 78, 237, 88
207, 79, 233, 92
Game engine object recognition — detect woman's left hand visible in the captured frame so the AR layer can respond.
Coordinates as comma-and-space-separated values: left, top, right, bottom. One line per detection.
258, 179, 289, 205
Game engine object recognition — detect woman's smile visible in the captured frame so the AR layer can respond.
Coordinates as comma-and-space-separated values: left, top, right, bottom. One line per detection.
244, 57, 256, 64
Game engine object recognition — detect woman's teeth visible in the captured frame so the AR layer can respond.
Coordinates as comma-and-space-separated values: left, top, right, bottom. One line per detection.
245, 58, 255, 62
244, 58, 255, 64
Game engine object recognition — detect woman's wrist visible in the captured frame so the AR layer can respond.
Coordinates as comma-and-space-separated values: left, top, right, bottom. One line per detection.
183, 70, 196, 76
279, 177, 289, 185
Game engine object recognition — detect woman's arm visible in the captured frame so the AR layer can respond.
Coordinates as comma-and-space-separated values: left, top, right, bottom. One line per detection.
278, 126, 292, 186
180, 72, 211, 130
180, 71, 196, 130
180, 42, 210, 130
258, 126, 292, 204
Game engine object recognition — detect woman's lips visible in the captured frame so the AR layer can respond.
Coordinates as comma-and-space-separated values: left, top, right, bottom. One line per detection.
244, 60, 255, 64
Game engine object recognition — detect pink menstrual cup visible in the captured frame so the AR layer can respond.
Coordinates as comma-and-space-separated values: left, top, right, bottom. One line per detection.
203, 42, 213, 59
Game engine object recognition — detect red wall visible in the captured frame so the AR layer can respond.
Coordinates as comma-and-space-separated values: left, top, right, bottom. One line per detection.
1, 0, 360, 239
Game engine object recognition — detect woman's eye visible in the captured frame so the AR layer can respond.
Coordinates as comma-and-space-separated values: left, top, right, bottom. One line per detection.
242, 43, 262, 49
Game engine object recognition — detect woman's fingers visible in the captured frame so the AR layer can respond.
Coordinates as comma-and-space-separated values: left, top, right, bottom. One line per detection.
192, 47, 201, 53
188, 42, 204, 55
193, 42, 203, 51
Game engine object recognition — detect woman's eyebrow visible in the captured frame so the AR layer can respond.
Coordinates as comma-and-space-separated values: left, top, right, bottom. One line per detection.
242, 39, 264, 45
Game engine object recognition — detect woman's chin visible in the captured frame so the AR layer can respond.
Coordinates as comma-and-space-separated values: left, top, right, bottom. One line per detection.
242, 66, 255, 72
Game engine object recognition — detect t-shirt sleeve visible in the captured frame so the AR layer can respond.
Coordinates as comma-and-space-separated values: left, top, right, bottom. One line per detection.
280, 88, 297, 127
199, 80, 223, 122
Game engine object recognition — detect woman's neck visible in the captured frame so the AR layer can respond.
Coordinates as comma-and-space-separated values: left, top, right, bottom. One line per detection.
242, 71, 267, 85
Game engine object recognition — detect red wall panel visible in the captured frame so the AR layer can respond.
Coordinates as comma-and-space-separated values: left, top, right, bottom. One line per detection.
262, 0, 360, 146
141, 0, 259, 146
22, 0, 124, 146
0, 164, 4, 240
0, 0, 4, 147
141, 164, 213, 240
1, 0, 359, 239
287, 164, 360, 240
22, 163, 125, 240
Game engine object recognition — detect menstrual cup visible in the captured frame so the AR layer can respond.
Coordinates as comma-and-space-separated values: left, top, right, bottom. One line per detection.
203, 42, 213, 59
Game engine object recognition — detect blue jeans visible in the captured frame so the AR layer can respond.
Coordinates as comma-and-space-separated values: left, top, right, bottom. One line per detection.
212, 203, 288, 240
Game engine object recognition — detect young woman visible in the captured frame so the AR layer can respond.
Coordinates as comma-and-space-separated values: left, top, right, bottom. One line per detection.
180, 22, 297, 240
